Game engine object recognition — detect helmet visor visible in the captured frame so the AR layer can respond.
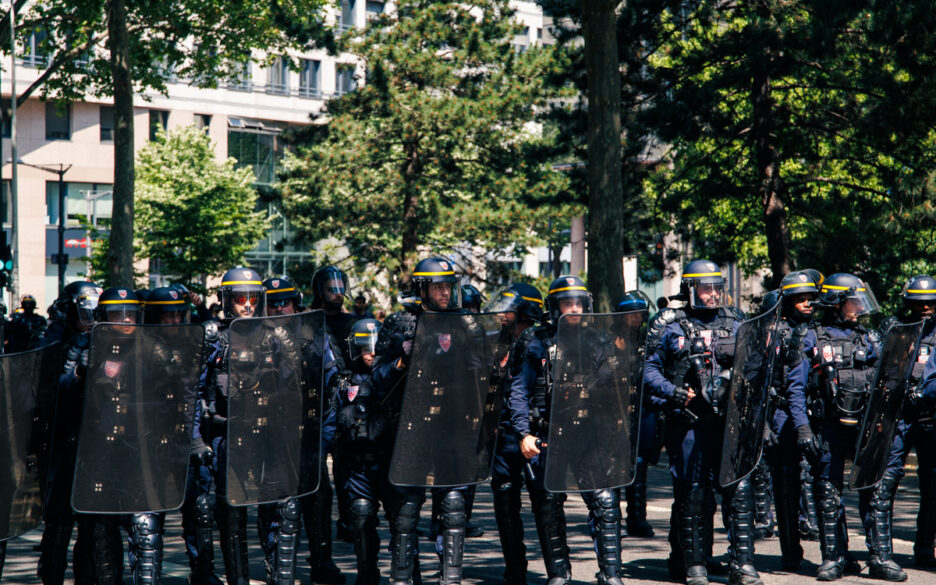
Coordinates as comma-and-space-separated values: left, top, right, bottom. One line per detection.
484, 288, 521, 314
841, 281, 880, 318
350, 331, 378, 361
75, 291, 100, 327
222, 287, 265, 318
421, 281, 459, 311
103, 306, 141, 324
321, 276, 347, 297
689, 282, 728, 309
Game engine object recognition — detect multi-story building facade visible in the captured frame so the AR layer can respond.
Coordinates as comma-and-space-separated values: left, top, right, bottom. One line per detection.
0, 1, 553, 310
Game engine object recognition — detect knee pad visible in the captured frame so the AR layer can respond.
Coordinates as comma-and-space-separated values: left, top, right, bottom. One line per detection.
194, 494, 212, 529
441, 491, 466, 530
396, 499, 421, 533
589, 489, 621, 524
351, 498, 378, 529
130, 514, 162, 550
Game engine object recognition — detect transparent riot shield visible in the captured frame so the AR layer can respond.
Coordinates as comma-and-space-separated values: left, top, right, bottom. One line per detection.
850, 319, 924, 490
72, 324, 205, 513
389, 312, 506, 487
719, 305, 782, 488
226, 311, 325, 505
544, 311, 648, 493
0, 344, 61, 541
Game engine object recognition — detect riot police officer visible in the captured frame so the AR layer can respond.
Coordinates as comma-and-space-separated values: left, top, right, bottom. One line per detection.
37, 281, 102, 585
8, 294, 47, 352
198, 267, 266, 585
857, 275, 936, 579
484, 283, 546, 585
511, 275, 625, 585
806, 273, 881, 581
762, 271, 819, 571
643, 260, 762, 585
461, 284, 485, 314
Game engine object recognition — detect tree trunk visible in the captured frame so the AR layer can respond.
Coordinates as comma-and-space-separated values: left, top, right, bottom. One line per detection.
751, 5, 792, 287
399, 139, 420, 290
106, 0, 135, 287
581, 0, 625, 312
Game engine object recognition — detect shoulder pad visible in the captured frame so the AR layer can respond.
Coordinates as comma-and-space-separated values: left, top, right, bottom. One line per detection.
652, 308, 679, 327
867, 328, 882, 345
202, 320, 219, 343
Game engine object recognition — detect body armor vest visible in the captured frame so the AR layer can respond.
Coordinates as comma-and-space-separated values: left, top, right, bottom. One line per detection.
664, 309, 736, 390
907, 324, 936, 423
813, 325, 872, 426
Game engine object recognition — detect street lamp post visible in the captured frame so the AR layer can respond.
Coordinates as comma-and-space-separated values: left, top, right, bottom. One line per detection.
8, 160, 72, 292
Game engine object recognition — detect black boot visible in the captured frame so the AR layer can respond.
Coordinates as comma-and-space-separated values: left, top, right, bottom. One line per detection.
589, 490, 624, 585
269, 499, 301, 585
84, 515, 125, 585
463, 486, 483, 538
492, 482, 527, 585
390, 497, 421, 585
38, 519, 74, 585
216, 499, 250, 585
303, 477, 345, 585
815, 480, 845, 582
439, 491, 466, 585
531, 491, 571, 585
130, 513, 164, 585
190, 494, 224, 585
865, 472, 907, 582
799, 456, 820, 541
915, 466, 936, 567
351, 499, 380, 585
751, 460, 775, 540
772, 464, 803, 571
725, 480, 763, 585
625, 461, 654, 538
676, 483, 707, 585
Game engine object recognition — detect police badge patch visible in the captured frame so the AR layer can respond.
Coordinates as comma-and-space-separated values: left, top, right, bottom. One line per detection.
438, 334, 451, 352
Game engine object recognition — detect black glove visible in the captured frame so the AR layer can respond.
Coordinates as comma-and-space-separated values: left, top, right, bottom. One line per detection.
763, 422, 779, 449
191, 436, 213, 465
75, 348, 90, 379
671, 383, 692, 407
796, 424, 820, 459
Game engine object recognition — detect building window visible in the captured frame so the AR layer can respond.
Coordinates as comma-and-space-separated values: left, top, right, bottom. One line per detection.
0, 181, 11, 225
266, 56, 289, 95
45, 102, 71, 140
20, 26, 48, 68
228, 119, 285, 186
299, 59, 321, 98
340, 0, 356, 31
1, 99, 10, 139
228, 62, 253, 92
100, 106, 114, 143
195, 114, 212, 134
365, 1, 384, 18
336, 64, 356, 96
149, 110, 169, 141
46, 182, 114, 228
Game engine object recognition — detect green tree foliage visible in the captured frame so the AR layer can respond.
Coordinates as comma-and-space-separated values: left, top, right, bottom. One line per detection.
85, 127, 268, 291
640, 1, 936, 293
277, 0, 576, 290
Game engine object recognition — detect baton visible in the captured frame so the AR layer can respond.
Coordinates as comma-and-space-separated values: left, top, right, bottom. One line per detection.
525, 438, 547, 481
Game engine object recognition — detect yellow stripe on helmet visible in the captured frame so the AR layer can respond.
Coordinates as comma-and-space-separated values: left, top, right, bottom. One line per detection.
221, 280, 262, 286
782, 282, 816, 289
267, 287, 296, 293
354, 332, 377, 337
907, 289, 936, 293
822, 284, 866, 291
683, 272, 722, 277
521, 295, 545, 305
100, 299, 140, 305
548, 286, 588, 294
413, 271, 455, 276
145, 300, 186, 305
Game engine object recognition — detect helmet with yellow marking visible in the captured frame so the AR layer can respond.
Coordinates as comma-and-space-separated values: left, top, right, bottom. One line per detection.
144, 286, 190, 324
485, 282, 545, 324
546, 275, 591, 323
680, 259, 728, 310
411, 256, 459, 311
94, 287, 141, 324
218, 267, 265, 319
902, 275, 936, 302
819, 273, 879, 317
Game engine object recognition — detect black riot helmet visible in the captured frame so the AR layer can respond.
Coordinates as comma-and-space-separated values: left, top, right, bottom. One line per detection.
760, 290, 780, 315
780, 270, 821, 297
21, 294, 37, 312
311, 266, 349, 312
901, 275, 936, 320
485, 282, 545, 324
348, 318, 381, 363
680, 259, 728, 310
461, 284, 485, 313
615, 290, 654, 313
54, 281, 102, 330
801, 268, 825, 291
218, 267, 265, 319
144, 286, 190, 324
546, 275, 592, 323
95, 287, 141, 324
134, 289, 151, 309
264, 275, 302, 315
411, 256, 459, 311
819, 273, 880, 318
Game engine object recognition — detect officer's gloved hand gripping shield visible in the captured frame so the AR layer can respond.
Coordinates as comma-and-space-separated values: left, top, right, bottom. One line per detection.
72, 323, 205, 513
544, 310, 647, 493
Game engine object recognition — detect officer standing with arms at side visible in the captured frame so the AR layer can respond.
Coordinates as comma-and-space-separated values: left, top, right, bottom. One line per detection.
8, 294, 47, 352
37, 281, 102, 585
485, 283, 546, 585
859, 275, 936, 578
198, 267, 266, 585
805, 273, 881, 581
643, 260, 763, 585
511, 275, 625, 585
761, 271, 818, 572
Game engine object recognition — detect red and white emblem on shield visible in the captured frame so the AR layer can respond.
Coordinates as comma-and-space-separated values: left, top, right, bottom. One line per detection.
822, 344, 833, 363
678, 336, 685, 349
438, 334, 452, 352
104, 360, 121, 378
541, 358, 547, 368
272, 279, 280, 288
170, 290, 179, 300
700, 330, 712, 347
919, 347, 930, 364
347, 385, 359, 402
118, 289, 127, 299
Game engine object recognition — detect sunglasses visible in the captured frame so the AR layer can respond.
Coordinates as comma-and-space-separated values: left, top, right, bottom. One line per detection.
269, 299, 292, 309
233, 295, 259, 306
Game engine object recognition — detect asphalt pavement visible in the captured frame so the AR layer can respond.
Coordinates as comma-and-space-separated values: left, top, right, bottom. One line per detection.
3, 460, 935, 585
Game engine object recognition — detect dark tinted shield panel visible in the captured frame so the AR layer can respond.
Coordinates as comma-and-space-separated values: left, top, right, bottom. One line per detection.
72, 324, 204, 513
226, 311, 325, 505
389, 312, 503, 487
0, 344, 61, 541
719, 306, 781, 488
545, 312, 647, 492
850, 320, 924, 490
